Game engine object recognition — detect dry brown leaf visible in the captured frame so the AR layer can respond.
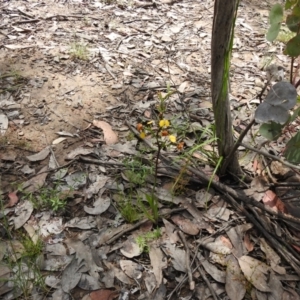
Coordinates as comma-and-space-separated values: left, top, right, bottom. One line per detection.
120, 260, 143, 280
6, 191, 19, 208
90, 289, 118, 300
244, 232, 254, 252
171, 215, 200, 235
199, 236, 232, 255
26, 146, 50, 162
260, 238, 286, 275
225, 255, 246, 300
263, 190, 286, 213
238, 255, 271, 292
120, 236, 142, 258
149, 244, 165, 287
22, 166, 48, 193
93, 120, 118, 145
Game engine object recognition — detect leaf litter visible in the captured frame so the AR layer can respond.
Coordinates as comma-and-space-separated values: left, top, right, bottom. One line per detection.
1, 0, 300, 299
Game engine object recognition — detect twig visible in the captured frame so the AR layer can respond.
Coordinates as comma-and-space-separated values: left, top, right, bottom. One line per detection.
225, 192, 300, 275
17, 8, 35, 19
154, 19, 170, 32
78, 156, 124, 167
106, 219, 149, 245
116, 33, 139, 50
166, 265, 199, 300
196, 259, 220, 300
240, 142, 300, 171
178, 231, 195, 290
12, 19, 40, 25
104, 63, 117, 80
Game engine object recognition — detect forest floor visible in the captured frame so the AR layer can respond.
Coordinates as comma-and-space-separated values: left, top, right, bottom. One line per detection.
1, 0, 300, 299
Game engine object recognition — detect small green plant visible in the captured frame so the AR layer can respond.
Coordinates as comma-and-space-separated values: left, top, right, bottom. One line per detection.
21, 184, 69, 212
69, 42, 89, 60
39, 186, 68, 211
276, 27, 296, 43
138, 193, 159, 224
123, 157, 153, 186
22, 235, 43, 260
118, 197, 141, 223
135, 228, 161, 253
5, 235, 47, 299
0, 69, 22, 81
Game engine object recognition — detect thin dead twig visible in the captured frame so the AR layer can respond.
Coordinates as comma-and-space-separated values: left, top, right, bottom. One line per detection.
225, 192, 300, 276
241, 142, 300, 171
178, 231, 195, 291
196, 260, 220, 300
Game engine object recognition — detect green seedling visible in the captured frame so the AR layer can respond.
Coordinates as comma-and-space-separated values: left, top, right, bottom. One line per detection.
137, 193, 159, 224
118, 197, 141, 223
135, 228, 161, 253
123, 157, 154, 186
20, 184, 69, 212
69, 42, 89, 60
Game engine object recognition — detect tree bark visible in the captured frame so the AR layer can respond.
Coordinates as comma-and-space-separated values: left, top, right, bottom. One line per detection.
211, 0, 242, 176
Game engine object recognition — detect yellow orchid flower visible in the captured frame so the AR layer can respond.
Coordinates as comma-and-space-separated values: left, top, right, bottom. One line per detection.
169, 135, 176, 143
159, 119, 170, 128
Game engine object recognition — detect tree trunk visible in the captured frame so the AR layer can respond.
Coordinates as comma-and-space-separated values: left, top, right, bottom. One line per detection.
211, 0, 242, 176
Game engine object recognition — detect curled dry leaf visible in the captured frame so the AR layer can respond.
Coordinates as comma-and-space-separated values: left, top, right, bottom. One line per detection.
93, 120, 118, 145
199, 236, 232, 255
120, 236, 142, 258
84, 196, 111, 215
263, 190, 286, 213
120, 260, 143, 280
6, 191, 19, 208
171, 215, 200, 235
26, 146, 50, 162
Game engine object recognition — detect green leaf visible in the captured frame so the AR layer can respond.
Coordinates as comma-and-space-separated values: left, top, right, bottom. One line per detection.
293, 6, 300, 16
269, 4, 283, 24
285, 34, 300, 56
286, 0, 298, 10
267, 23, 281, 41
259, 122, 283, 140
284, 132, 300, 164
286, 14, 300, 32
289, 106, 300, 122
